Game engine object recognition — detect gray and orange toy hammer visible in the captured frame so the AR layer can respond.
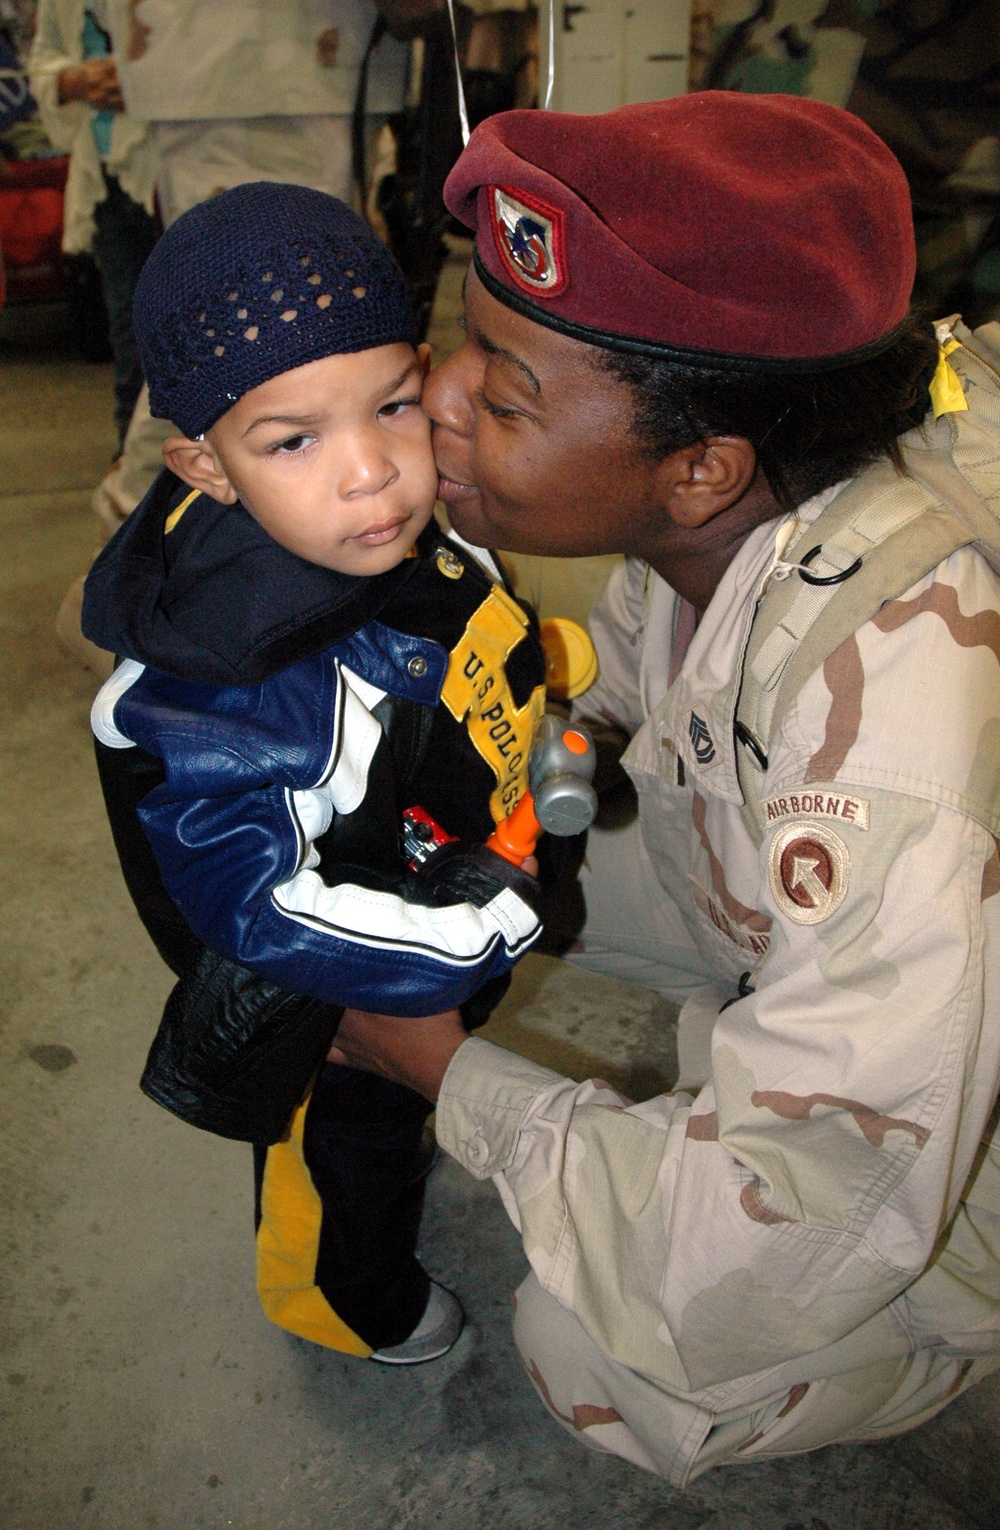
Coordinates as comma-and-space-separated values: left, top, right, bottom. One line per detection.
485, 714, 597, 866
402, 715, 598, 871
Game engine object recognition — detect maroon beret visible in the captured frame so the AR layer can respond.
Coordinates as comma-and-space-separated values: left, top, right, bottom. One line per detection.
444, 92, 916, 369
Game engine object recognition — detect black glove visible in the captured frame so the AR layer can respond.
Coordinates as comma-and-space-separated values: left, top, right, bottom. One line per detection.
415, 839, 543, 921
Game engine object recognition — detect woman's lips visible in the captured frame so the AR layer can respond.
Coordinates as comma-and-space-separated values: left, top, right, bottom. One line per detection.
436, 473, 477, 504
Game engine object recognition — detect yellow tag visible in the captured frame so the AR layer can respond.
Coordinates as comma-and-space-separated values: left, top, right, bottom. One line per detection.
436, 547, 465, 580
539, 616, 599, 701
928, 344, 969, 419
441, 586, 546, 821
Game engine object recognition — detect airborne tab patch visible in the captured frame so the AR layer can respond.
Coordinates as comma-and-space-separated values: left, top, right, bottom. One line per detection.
763, 790, 869, 831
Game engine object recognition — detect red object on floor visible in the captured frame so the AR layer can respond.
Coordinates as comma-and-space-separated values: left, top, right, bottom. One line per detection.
0, 154, 69, 304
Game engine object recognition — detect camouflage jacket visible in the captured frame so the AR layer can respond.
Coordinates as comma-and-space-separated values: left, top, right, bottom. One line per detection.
436, 405, 1000, 1459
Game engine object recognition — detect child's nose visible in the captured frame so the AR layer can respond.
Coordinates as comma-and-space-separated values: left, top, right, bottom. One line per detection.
338, 433, 398, 498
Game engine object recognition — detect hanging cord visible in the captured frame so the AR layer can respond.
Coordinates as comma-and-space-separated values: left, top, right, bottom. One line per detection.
757, 514, 861, 587
544, 0, 555, 108
767, 535, 862, 587
444, 0, 554, 143
351, 15, 387, 202
444, 0, 470, 146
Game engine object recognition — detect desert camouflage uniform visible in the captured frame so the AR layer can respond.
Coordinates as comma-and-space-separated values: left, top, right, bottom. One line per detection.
434, 380, 1000, 1483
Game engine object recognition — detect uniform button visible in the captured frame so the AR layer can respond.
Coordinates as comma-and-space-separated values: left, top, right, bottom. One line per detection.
407, 655, 427, 678
465, 1131, 490, 1168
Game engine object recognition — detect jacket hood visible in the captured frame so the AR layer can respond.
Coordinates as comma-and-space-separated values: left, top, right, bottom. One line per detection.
82, 469, 424, 685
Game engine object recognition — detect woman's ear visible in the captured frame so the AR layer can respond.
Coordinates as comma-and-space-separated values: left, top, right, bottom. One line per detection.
657, 436, 757, 529
417, 341, 432, 378
161, 436, 239, 504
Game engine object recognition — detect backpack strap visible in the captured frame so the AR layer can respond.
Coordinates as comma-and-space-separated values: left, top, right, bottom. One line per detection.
734, 322, 1000, 846
735, 466, 972, 846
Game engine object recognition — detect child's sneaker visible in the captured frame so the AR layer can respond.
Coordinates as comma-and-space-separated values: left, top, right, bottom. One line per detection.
370, 1281, 464, 1366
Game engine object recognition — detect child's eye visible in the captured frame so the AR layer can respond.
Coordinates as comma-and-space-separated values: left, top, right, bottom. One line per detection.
379, 394, 422, 418
268, 433, 315, 455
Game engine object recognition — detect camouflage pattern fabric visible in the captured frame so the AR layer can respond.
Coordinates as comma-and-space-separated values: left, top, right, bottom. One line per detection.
702, 1, 1000, 321
509, 1270, 999, 1482
434, 343, 1000, 1481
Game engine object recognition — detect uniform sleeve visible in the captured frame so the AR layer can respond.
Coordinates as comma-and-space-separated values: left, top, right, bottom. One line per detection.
436, 793, 1000, 1397
27, 2, 86, 155
93, 660, 541, 1016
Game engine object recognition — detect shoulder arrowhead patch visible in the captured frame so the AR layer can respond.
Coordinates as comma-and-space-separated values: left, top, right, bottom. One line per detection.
768, 821, 850, 924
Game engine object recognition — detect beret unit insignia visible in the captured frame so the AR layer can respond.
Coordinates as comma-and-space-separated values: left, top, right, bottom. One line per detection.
768, 821, 850, 925
490, 186, 568, 296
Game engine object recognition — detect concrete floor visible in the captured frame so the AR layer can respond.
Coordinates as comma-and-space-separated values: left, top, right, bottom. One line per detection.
2, 278, 999, 1530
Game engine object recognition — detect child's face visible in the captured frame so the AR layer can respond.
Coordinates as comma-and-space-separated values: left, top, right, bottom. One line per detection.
176, 343, 438, 575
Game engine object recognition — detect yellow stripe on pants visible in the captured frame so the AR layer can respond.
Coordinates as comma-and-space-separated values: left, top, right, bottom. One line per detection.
256, 1092, 372, 1356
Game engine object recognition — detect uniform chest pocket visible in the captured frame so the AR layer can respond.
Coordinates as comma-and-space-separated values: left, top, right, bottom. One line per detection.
688, 874, 771, 981
686, 785, 772, 976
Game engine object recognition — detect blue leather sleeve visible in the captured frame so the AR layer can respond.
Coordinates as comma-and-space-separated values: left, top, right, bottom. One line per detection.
112, 657, 540, 1015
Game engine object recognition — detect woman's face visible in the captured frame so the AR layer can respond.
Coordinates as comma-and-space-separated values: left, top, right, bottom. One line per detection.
423, 266, 669, 562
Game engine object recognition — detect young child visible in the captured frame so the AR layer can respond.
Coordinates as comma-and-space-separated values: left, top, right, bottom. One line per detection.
82, 182, 547, 1365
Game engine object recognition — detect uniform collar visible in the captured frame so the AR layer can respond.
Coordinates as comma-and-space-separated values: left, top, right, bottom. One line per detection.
624, 484, 845, 802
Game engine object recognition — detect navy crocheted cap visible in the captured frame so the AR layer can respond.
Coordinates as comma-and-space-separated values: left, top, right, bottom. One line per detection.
133, 182, 418, 438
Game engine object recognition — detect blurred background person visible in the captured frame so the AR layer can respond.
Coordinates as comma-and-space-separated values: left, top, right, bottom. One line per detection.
28, 1, 157, 675
91, 0, 414, 536
699, 0, 999, 328
68, 1, 533, 546
29, 0, 156, 455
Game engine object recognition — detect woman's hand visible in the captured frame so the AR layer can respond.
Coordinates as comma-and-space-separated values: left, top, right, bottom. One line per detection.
327, 1006, 468, 1102
58, 57, 124, 111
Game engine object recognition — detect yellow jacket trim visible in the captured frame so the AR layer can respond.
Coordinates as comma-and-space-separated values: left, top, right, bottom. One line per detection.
441, 585, 546, 821
164, 488, 201, 534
